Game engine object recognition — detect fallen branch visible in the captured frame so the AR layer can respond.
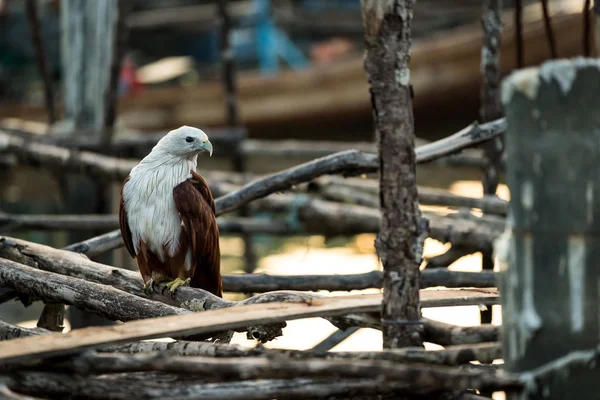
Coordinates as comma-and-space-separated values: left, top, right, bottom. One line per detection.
422, 318, 499, 346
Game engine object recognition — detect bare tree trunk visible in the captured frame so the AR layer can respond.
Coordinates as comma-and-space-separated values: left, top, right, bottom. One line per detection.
360, 0, 423, 349
499, 59, 600, 399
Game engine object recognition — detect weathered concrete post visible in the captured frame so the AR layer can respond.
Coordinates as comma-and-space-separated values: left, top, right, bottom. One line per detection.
498, 58, 600, 399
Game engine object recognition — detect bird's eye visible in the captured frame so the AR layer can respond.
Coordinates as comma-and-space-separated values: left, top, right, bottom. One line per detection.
185, 136, 194, 143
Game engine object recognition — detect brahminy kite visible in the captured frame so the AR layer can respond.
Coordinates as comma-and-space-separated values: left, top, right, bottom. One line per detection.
119, 126, 222, 296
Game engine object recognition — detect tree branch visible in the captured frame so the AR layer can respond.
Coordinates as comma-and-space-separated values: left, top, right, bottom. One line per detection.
422, 318, 499, 346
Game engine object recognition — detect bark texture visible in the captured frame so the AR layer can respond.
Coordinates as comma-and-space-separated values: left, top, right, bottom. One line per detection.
361, 0, 422, 348
479, 0, 504, 326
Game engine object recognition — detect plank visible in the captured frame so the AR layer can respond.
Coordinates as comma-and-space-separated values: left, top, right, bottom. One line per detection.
0, 289, 498, 363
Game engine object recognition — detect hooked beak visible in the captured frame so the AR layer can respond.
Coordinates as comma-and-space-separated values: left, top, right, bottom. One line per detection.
199, 140, 213, 157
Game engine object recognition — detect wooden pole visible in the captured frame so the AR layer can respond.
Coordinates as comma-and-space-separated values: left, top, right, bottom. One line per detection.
217, 0, 257, 275
498, 58, 600, 399
360, 0, 424, 348
479, 0, 504, 326
59, 0, 120, 329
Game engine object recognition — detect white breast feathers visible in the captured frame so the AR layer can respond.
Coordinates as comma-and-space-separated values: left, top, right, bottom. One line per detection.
123, 158, 195, 262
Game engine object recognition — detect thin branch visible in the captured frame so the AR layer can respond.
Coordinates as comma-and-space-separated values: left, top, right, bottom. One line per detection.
423, 246, 473, 269
584, 0, 592, 56
415, 118, 505, 164
515, 0, 524, 67
540, 0, 557, 58
24, 0, 56, 125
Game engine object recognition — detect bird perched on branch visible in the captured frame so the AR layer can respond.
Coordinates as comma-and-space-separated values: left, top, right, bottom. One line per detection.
119, 125, 222, 297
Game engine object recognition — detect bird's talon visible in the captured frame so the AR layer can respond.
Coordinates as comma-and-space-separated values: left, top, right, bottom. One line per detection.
143, 279, 155, 294
165, 277, 191, 293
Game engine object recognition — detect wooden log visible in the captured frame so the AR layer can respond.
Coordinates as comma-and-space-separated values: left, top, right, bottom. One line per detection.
0, 385, 42, 400
222, 269, 497, 293
0, 320, 48, 341
31, 352, 520, 393
0, 293, 384, 363
0, 258, 190, 322
0, 237, 499, 340
498, 58, 600, 399
422, 318, 499, 346
0, 372, 520, 400
104, 340, 502, 366
0, 317, 501, 367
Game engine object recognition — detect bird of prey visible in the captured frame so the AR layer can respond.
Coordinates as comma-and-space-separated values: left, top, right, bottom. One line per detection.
119, 125, 222, 296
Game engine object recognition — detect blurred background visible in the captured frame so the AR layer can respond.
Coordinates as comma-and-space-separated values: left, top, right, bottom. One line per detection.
0, 0, 594, 385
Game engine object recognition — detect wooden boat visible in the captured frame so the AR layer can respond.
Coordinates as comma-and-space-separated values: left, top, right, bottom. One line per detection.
0, 1, 594, 141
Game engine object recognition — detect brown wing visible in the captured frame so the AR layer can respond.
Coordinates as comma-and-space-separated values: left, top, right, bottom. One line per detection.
173, 171, 222, 297
119, 176, 136, 259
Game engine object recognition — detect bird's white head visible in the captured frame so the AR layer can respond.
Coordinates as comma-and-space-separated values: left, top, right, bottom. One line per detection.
152, 125, 213, 159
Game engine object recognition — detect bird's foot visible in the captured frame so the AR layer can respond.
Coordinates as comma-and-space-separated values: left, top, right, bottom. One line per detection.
143, 278, 155, 295
165, 277, 191, 293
